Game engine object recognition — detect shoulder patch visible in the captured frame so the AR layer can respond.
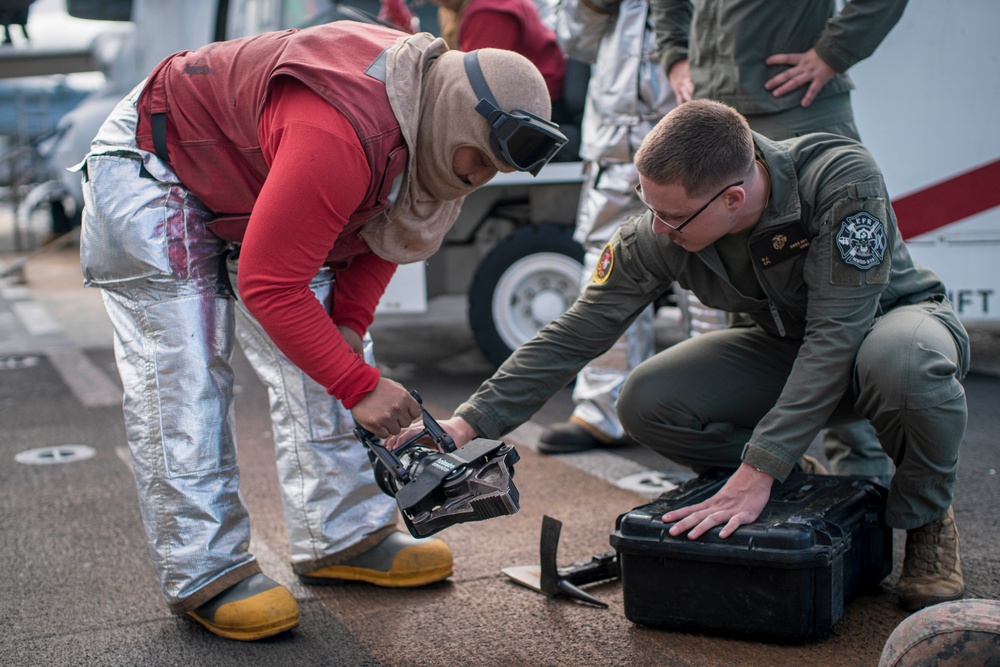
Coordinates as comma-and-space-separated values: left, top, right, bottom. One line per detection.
835, 212, 886, 271
593, 243, 614, 284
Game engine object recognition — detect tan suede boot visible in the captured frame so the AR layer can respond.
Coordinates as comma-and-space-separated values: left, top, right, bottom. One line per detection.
896, 506, 965, 611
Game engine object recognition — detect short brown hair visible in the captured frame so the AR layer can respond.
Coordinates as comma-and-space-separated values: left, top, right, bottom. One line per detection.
634, 100, 755, 198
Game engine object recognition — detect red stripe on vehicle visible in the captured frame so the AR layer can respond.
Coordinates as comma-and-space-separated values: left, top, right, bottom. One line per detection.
892, 158, 1000, 240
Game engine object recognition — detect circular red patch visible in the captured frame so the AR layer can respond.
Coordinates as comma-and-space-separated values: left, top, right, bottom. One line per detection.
594, 243, 614, 284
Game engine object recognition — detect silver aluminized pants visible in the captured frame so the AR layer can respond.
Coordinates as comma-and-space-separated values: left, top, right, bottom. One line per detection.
570, 161, 654, 441
78, 85, 395, 613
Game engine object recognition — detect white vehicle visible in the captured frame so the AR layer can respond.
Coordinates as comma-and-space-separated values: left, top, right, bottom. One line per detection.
847, 0, 999, 323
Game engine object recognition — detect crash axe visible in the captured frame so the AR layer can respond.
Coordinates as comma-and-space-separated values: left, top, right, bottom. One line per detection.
501, 515, 620, 608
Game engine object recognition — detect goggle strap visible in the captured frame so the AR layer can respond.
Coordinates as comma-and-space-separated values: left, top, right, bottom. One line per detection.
464, 51, 500, 114
475, 98, 501, 125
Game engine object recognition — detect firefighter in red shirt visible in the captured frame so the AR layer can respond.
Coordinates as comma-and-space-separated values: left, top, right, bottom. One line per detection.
77, 23, 564, 641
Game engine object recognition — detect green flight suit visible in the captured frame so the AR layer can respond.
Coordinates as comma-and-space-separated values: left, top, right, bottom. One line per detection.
650, 0, 910, 475
651, 0, 909, 114
455, 133, 968, 529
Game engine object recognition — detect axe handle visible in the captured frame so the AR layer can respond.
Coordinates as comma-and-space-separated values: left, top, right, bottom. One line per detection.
560, 552, 620, 587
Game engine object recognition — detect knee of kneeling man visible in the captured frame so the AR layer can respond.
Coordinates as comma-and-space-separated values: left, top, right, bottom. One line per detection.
617, 374, 688, 433
857, 346, 962, 410
859, 314, 963, 394
617, 376, 651, 430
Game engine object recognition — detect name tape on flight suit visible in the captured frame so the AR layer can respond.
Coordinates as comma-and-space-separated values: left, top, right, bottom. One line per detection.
751, 221, 811, 269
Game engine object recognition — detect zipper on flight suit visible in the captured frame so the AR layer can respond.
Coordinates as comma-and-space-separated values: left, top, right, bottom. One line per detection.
745, 231, 794, 338
768, 300, 785, 337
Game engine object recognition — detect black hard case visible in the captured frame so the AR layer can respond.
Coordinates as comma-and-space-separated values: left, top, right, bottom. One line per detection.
609, 470, 891, 640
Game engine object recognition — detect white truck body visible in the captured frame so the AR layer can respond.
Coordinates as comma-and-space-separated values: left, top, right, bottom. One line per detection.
842, 0, 999, 322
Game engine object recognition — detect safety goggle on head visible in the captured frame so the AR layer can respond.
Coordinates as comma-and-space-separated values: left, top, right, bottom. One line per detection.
463, 51, 567, 176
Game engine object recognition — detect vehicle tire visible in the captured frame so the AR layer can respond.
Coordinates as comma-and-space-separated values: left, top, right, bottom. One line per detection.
468, 223, 585, 367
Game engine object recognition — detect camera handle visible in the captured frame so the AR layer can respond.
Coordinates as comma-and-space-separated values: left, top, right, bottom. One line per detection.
353, 390, 458, 486
405, 390, 457, 454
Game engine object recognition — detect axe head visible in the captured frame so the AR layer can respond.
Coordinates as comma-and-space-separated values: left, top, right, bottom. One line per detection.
501, 515, 618, 608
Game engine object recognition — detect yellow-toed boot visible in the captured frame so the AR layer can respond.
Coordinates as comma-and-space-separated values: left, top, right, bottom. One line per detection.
186, 573, 299, 641
299, 531, 453, 588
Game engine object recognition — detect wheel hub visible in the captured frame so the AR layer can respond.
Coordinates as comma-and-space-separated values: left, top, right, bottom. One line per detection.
528, 287, 567, 324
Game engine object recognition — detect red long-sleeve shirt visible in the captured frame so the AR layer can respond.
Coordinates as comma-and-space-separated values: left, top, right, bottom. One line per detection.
458, 0, 565, 102
238, 78, 397, 408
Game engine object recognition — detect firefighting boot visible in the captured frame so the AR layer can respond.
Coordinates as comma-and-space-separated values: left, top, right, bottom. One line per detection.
185, 573, 299, 641
896, 507, 965, 611
299, 531, 453, 587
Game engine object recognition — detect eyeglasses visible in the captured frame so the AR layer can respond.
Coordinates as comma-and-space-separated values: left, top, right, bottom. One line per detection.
635, 180, 744, 233
465, 52, 567, 176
